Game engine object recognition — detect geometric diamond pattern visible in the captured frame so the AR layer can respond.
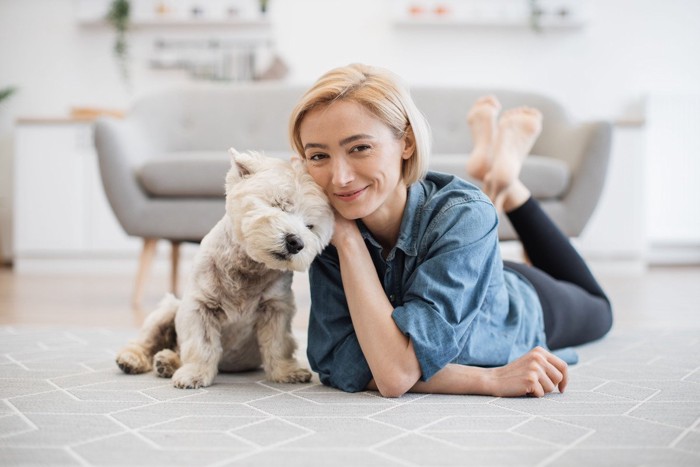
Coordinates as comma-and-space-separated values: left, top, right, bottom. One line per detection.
1, 326, 699, 466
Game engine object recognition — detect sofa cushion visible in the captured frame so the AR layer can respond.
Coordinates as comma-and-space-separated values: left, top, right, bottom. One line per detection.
137, 151, 570, 200
431, 154, 571, 200
136, 151, 292, 198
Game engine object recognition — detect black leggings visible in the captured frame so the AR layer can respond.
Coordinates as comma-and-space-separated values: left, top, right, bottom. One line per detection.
503, 197, 613, 350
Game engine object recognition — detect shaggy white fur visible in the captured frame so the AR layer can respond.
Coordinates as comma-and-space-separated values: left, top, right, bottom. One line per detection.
115, 149, 334, 389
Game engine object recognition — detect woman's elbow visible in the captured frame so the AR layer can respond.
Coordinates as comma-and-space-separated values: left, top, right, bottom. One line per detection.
374, 371, 418, 398
377, 384, 408, 399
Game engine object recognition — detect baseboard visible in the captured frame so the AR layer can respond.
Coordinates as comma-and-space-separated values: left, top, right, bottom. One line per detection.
12, 248, 199, 275
647, 243, 700, 265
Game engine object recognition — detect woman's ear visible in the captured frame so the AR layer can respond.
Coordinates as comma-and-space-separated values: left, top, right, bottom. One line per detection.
401, 126, 416, 160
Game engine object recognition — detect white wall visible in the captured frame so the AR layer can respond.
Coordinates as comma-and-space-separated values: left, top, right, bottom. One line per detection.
2, 0, 700, 262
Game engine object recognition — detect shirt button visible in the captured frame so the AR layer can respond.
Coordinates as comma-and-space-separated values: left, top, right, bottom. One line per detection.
389, 294, 395, 302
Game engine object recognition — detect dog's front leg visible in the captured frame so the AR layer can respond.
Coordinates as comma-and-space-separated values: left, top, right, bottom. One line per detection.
171, 298, 224, 389
256, 299, 312, 383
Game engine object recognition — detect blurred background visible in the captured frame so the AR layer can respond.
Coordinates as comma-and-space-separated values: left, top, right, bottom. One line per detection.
1, 0, 699, 319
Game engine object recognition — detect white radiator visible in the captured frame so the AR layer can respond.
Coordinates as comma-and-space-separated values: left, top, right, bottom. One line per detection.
646, 93, 700, 245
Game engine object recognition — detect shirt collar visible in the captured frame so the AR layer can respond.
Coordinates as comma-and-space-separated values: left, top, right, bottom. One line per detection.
356, 181, 425, 259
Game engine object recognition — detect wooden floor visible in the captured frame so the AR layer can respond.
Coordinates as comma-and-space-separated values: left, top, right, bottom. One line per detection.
0, 265, 313, 331
1, 262, 699, 332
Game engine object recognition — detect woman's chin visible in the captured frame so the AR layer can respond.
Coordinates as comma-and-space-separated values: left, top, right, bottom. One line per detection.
332, 204, 368, 221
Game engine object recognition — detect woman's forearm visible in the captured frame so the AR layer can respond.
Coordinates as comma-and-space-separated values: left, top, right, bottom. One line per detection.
366, 364, 490, 395
368, 348, 568, 398
408, 364, 491, 394
335, 234, 422, 397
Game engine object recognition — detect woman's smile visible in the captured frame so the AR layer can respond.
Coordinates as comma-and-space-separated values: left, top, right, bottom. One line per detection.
334, 186, 368, 202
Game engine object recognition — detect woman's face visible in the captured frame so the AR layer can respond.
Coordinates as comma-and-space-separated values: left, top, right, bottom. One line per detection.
298, 100, 412, 222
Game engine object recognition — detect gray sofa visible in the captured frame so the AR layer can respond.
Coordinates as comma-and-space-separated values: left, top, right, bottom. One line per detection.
94, 83, 611, 303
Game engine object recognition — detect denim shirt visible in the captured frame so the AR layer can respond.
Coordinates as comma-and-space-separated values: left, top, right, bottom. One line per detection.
307, 172, 577, 393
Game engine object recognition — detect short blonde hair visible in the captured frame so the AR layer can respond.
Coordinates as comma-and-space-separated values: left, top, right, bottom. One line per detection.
289, 63, 431, 186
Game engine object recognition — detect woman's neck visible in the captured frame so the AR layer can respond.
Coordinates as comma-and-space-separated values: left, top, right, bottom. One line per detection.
362, 182, 408, 254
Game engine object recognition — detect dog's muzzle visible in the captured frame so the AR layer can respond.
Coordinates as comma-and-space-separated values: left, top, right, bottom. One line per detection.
284, 234, 304, 255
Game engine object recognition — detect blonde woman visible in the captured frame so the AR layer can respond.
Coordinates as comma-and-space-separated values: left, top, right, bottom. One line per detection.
289, 64, 612, 398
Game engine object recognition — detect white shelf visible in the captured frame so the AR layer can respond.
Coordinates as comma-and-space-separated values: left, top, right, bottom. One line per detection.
393, 17, 585, 30
138, 19, 267, 27
79, 18, 271, 28
75, 0, 269, 28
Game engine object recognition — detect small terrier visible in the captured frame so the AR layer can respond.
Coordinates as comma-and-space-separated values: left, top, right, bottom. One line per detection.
115, 149, 333, 388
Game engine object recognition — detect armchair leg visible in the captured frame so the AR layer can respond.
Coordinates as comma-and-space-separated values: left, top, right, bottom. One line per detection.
170, 241, 181, 297
133, 238, 157, 307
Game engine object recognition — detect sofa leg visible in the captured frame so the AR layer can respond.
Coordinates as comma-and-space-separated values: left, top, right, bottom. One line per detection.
133, 238, 157, 307
170, 241, 181, 297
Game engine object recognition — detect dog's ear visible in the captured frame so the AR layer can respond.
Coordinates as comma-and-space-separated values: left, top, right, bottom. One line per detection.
229, 148, 260, 178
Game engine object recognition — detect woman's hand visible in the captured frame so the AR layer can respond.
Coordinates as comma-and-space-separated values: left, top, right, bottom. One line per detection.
330, 210, 361, 248
484, 347, 568, 397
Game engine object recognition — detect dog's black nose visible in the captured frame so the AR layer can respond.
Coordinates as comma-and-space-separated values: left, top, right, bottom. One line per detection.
285, 234, 305, 255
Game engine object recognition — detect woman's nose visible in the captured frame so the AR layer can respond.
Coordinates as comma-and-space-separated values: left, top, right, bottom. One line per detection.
331, 157, 354, 187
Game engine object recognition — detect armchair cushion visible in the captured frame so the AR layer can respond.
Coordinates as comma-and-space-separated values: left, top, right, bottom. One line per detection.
137, 150, 294, 198
136, 151, 229, 198
519, 155, 571, 199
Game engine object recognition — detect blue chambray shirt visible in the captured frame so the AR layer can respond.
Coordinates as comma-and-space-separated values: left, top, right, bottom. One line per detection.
307, 172, 577, 393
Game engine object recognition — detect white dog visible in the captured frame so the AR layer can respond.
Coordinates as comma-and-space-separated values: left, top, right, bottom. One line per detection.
115, 149, 333, 389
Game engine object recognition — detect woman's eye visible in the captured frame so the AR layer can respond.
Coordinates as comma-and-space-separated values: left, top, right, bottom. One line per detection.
308, 153, 327, 162
351, 145, 370, 153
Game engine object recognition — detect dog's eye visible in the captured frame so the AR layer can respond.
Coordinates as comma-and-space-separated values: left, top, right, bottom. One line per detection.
306, 224, 314, 230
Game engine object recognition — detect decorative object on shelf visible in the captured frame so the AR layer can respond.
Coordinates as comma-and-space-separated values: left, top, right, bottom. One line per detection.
529, 0, 579, 32
0, 86, 17, 106
256, 54, 289, 81
155, 1, 173, 17
70, 107, 125, 120
106, 0, 131, 87
259, 0, 269, 15
408, 4, 426, 16
394, 0, 583, 30
190, 5, 204, 17
528, 0, 544, 32
149, 37, 287, 82
433, 3, 451, 16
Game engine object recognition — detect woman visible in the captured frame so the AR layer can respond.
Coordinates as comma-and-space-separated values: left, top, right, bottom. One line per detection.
289, 64, 612, 398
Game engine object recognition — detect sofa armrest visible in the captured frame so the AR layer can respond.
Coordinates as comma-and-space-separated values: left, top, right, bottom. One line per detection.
94, 117, 155, 236
559, 120, 613, 236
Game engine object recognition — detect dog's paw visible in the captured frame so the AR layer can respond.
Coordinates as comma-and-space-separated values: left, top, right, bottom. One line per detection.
153, 349, 181, 378
115, 346, 151, 374
270, 367, 313, 384
171, 364, 215, 389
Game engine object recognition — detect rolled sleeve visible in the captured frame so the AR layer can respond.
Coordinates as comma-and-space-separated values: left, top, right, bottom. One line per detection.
392, 198, 500, 381
392, 301, 459, 381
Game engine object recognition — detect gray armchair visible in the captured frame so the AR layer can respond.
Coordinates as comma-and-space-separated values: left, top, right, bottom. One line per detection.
94, 84, 305, 306
94, 84, 611, 305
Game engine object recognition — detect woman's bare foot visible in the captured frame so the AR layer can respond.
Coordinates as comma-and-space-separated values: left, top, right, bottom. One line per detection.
483, 107, 542, 209
466, 95, 501, 181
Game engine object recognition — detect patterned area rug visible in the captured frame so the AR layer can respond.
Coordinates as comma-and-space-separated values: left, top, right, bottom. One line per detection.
1, 326, 699, 466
